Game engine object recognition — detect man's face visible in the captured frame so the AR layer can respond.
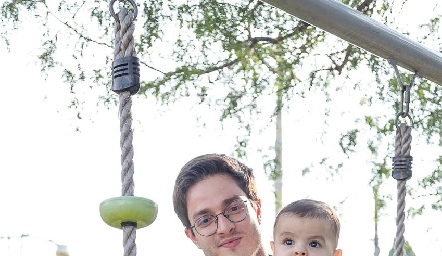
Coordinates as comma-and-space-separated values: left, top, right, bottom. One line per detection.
184, 173, 264, 256
270, 214, 342, 256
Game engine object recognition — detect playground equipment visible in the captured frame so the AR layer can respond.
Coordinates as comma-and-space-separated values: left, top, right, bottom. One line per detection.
259, 1, 440, 255
98, 0, 441, 255
99, 1, 158, 256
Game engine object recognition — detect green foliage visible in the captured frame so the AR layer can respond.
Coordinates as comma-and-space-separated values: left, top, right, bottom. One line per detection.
1, 0, 40, 48
419, 156, 442, 210
370, 159, 391, 222
1, 0, 39, 23
339, 129, 359, 156
2, 0, 442, 228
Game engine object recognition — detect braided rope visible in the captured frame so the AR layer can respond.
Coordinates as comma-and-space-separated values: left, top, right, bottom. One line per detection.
393, 123, 412, 256
119, 91, 135, 196
123, 226, 137, 256
114, 7, 137, 256
115, 8, 136, 59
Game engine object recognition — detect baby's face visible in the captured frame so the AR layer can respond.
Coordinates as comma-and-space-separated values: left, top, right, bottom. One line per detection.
270, 214, 341, 256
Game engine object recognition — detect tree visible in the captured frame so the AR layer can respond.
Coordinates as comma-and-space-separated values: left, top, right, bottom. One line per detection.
369, 158, 391, 256
2, 0, 442, 252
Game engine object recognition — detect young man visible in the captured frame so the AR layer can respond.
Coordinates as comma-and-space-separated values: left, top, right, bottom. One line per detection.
173, 153, 269, 256
270, 199, 342, 256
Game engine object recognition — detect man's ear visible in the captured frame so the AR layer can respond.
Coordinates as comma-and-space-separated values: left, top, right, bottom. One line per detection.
333, 249, 342, 256
185, 228, 201, 249
256, 198, 262, 224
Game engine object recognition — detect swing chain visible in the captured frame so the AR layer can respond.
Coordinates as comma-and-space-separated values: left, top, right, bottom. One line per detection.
109, 0, 138, 20
388, 60, 420, 127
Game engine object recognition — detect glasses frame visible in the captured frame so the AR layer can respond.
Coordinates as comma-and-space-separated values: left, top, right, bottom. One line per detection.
190, 198, 249, 237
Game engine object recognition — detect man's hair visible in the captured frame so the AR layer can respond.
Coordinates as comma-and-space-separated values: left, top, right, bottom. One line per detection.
274, 199, 340, 245
173, 153, 259, 228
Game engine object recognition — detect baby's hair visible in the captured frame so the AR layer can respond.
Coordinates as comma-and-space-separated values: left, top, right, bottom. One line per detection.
274, 199, 340, 243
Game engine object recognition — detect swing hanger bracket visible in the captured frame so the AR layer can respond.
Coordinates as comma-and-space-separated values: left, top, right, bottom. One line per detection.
109, 0, 138, 21
388, 59, 420, 127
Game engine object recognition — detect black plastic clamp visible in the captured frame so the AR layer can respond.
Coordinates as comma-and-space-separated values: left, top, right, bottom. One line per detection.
392, 156, 413, 180
111, 56, 140, 95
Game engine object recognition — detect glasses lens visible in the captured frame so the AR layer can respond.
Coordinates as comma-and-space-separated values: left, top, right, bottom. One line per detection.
194, 215, 216, 236
224, 200, 247, 222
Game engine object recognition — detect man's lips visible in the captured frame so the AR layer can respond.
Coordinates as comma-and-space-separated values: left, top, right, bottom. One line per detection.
219, 237, 242, 248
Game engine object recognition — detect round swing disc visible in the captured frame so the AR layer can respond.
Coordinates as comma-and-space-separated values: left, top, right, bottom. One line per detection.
99, 196, 158, 229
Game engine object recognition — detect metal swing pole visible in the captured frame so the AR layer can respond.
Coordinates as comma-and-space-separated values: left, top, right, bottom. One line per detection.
260, 0, 442, 86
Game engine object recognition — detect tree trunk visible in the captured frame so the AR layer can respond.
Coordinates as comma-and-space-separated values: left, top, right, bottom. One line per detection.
373, 187, 380, 256
274, 90, 283, 216
374, 221, 380, 256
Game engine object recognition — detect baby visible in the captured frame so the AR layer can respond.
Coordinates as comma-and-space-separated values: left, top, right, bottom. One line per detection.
270, 199, 342, 256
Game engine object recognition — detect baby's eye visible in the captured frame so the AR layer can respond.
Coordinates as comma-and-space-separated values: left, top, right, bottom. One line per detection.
283, 238, 294, 246
309, 241, 321, 248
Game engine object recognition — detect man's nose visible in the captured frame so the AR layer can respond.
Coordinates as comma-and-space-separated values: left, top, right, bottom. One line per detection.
216, 214, 235, 234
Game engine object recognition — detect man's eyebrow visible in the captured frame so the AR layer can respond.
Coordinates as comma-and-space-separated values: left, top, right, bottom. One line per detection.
191, 208, 211, 222
222, 196, 241, 205
191, 196, 243, 221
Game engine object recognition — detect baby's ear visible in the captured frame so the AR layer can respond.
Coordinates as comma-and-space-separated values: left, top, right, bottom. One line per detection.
270, 241, 275, 255
333, 249, 342, 256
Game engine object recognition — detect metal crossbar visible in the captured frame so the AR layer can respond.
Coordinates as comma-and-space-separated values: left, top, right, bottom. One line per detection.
261, 0, 442, 86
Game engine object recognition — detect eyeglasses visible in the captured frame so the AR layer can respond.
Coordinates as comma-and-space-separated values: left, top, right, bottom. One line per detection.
190, 198, 249, 237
